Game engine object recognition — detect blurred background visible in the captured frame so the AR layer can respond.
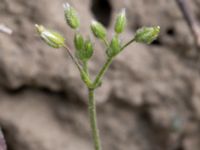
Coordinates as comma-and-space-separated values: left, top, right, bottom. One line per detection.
1, 0, 200, 150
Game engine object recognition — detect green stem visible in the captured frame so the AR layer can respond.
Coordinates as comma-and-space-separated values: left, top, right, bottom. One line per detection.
64, 45, 92, 86
93, 57, 113, 88
83, 60, 89, 76
87, 57, 113, 150
102, 38, 109, 48
64, 45, 82, 72
121, 37, 135, 50
88, 89, 101, 150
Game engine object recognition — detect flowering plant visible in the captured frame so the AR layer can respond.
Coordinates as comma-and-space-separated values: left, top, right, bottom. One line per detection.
35, 3, 160, 150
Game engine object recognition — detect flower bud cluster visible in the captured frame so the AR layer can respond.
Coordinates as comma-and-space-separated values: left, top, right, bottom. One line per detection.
35, 3, 160, 76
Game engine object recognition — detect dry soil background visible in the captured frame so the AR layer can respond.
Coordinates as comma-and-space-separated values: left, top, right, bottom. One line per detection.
1, 0, 200, 150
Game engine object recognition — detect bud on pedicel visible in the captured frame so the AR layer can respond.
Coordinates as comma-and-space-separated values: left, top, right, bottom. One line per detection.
91, 20, 106, 39
107, 36, 121, 57
63, 3, 80, 29
84, 39, 93, 56
134, 26, 160, 44
35, 24, 65, 48
82, 39, 94, 60
74, 33, 84, 51
115, 9, 126, 34
76, 39, 93, 60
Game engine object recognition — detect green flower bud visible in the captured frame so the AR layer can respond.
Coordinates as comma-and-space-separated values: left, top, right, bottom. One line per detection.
106, 36, 121, 57
91, 20, 106, 39
74, 33, 84, 51
76, 39, 93, 60
63, 3, 80, 29
134, 26, 160, 44
115, 9, 126, 34
35, 24, 65, 48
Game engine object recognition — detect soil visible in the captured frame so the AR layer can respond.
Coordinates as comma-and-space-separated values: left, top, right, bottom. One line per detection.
1, 0, 200, 150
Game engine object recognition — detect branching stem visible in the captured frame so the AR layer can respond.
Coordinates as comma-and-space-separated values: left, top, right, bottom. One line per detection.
92, 57, 113, 88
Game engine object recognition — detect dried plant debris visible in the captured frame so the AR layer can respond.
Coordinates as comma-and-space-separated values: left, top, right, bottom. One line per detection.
0, 24, 12, 35
0, 129, 6, 150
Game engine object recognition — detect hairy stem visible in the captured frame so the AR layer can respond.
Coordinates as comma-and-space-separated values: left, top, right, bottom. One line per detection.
121, 37, 135, 50
93, 57, 113, 88
64, 45, 82, 72
64, 45, 93, 86
83, 60, 89, 76
88, 89, 101, 150
102, 38, 109, 48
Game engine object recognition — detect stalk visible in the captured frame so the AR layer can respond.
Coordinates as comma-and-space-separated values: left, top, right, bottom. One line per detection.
88, 89, 101, 150
35, 6, 160, 150
93, 57, 113, 88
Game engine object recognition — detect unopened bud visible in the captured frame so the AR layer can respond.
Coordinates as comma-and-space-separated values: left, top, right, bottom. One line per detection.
134, 26, 160, 44
35, 24, 65, 48
74, 33, 84, 51
63, 3, 80, 29
115, 9, 126, 34
91, 20, 106, 39
107, 36, 121, 57
76, 39, 93, 60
